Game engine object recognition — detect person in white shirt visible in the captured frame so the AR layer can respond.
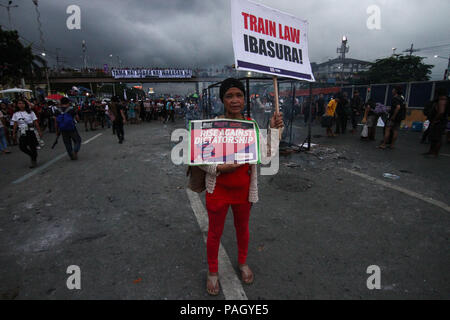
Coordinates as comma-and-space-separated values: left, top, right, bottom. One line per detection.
104, 104, 112, 129
12, 99, 42, 168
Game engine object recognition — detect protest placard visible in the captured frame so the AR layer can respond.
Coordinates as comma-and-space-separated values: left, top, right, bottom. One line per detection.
189, 119, 260, 165
231, 0, 315, 82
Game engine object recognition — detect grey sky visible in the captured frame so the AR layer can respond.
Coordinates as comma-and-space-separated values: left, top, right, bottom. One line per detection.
1, 0, 449, 79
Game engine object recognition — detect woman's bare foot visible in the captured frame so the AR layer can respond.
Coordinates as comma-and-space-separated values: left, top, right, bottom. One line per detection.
206, 272, 220, 296
238, 264, 254, 285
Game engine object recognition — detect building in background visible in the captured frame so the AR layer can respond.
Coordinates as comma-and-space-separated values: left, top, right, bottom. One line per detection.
312, 58, 372, 85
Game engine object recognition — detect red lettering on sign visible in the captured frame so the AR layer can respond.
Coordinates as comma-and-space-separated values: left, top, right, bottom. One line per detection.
290, 27, 300, 44
268, 20, 276, 37
279, 23, 284, 40
241, 12, 250, 29
250, 14, 257, 32
258, 17, 266, 34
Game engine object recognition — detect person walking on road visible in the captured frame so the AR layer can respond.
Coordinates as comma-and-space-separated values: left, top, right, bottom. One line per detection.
197, 78, 284, 296
82, 100, 95, 132
110, 96, 127, 144
12, 99, 42, 168
55, 97, 82, 160
422, 88, 449, 158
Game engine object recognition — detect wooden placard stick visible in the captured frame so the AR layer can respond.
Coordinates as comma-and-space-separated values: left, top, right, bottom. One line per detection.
272, 76, 283, 141
273, 76, 280, 114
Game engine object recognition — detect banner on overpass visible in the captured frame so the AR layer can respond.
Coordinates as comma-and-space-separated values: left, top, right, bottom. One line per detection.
112, 68, 193, 79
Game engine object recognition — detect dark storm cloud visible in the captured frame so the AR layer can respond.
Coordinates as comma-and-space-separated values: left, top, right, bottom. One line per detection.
2, 0, 449, 78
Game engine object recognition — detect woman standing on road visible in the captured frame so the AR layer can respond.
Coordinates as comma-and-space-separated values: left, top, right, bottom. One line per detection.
128, 100, 136, 125
0, 108, 11, 154
323, 95, 340, 137
199, 78, 284, 296
11, 99, 42, 168
423, 88, 449, 157
110, 96, 127, 144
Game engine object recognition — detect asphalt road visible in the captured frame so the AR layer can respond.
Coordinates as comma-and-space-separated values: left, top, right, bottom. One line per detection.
0, 117, 449, 300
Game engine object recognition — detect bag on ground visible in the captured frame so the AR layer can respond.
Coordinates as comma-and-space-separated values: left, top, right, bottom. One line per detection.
361, 124, 369, 138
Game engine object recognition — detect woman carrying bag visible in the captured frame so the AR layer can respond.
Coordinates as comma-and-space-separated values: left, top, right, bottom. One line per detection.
12, 99, 42, 168
198, 78, 284, 296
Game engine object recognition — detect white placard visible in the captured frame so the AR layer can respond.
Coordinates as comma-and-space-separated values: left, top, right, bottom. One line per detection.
231, 0, 315, 82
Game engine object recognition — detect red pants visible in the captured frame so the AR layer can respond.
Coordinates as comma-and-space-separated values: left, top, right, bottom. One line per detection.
206, 197, 252, 273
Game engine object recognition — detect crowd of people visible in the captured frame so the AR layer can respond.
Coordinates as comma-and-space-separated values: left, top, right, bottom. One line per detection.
246, 85, 450, 157
0, 95, 202, 167
320, 86, 450, 157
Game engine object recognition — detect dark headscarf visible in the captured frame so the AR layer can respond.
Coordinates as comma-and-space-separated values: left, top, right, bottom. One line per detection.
219, 78, 246, 102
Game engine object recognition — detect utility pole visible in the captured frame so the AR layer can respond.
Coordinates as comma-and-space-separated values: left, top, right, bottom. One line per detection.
337, 36, 349, 87
82, 40, 87, 71
0, 1, 19, 29
56, 48, 61, 71
434, 54, 450, 80
403, 43, 419, 56
446, 54, 450, 80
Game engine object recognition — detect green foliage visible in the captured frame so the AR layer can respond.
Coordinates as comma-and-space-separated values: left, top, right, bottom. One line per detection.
357, 55, 433, 84
0, 27, 35, 86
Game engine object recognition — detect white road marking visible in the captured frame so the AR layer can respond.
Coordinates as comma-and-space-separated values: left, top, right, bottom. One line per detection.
12, 153, 67, 184
12, 133, 103, 185
186, 189, 248, 300
82, 133, 103, 145
341, 168, 450, 213
440, 153, 450, 158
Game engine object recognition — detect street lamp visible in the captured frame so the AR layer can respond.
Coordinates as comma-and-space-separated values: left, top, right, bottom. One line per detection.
40, 52, 51, 95
434, 55, 450, 80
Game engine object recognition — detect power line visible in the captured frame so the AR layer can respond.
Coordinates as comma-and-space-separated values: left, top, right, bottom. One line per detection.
403, 43, 450, 55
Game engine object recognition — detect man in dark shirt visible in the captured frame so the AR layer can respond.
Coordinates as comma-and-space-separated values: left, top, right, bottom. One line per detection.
423, 88, 449, 157
378, 86, 405, 149
55, 97, 82, 160
111, 96, 127, 144
317, 94, 325, 114
82, 100, 95, 131
350, 90, 363, 133
335, 92, 349, 134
